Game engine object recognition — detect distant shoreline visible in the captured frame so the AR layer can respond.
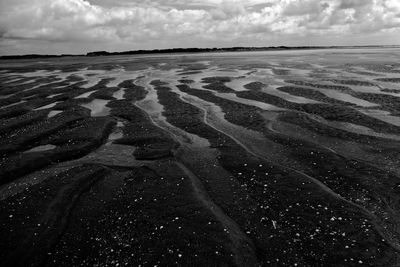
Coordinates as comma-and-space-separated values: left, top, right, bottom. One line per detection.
1, 45, 399, 60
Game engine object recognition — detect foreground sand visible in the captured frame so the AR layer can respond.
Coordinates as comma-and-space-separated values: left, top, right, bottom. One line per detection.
1, 48, 400, 266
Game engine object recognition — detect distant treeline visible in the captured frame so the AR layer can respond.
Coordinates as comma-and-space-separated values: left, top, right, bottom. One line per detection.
0, 45, 396, 60
0, 54, 79, 60
85, 46, 321, 56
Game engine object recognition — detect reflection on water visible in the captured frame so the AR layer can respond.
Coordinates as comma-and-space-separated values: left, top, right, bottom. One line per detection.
24, 144, 57, 153
1, 100, 27, 109
47, 93, 64, 99
319, 90, 378, 107
112, 88, 126, 100
265, 86, 320, 104
48, 110, 63, 118
106, 121, 125, 145
360, 109, 400, 127
81, 99, 111, 117
75, 90, 96, 99
214, 92, 283, 111
34, 102, 61, 110
225, 78, 253, 92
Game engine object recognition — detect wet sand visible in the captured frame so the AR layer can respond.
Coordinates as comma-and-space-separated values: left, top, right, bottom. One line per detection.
1, 48, 400, 266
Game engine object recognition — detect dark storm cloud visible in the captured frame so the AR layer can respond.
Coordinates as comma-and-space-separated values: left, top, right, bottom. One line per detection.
339, 0, 373, 9
283, 0, 330, 16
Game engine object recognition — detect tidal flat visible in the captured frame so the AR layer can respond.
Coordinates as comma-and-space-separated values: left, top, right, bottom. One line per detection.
1, 48, 400, 266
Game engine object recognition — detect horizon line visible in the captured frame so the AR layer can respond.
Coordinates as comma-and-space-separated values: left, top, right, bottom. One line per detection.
1, 44, 400, 60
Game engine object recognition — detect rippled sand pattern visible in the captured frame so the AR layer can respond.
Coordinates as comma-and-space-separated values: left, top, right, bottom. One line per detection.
1, 48, 400, 266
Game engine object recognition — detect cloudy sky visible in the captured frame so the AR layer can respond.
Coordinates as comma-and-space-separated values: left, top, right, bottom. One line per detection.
0, 0, 399, 55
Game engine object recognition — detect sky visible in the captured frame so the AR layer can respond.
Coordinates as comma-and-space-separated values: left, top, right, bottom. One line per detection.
0, 0, 400, 55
